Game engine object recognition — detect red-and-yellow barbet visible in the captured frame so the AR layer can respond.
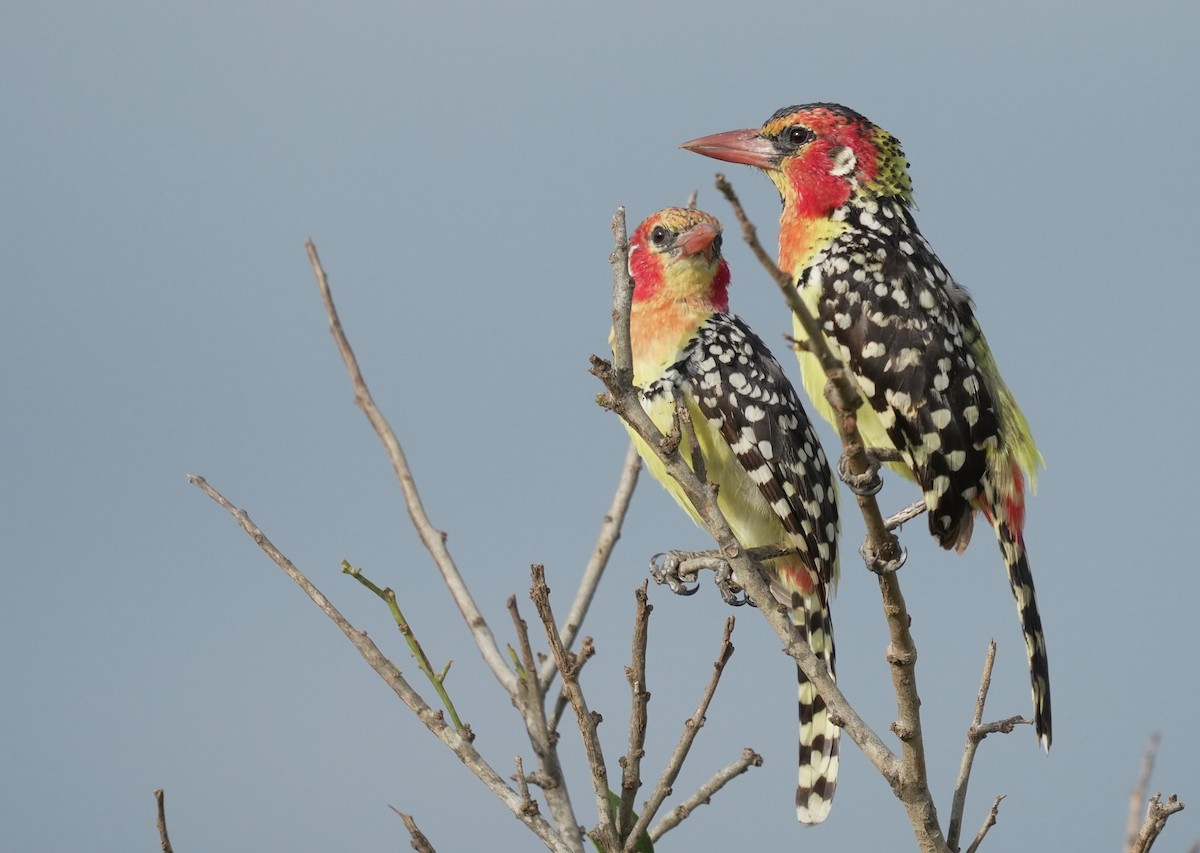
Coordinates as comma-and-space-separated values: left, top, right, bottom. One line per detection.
616, 207, 843, 823
681, 104, 1051, 750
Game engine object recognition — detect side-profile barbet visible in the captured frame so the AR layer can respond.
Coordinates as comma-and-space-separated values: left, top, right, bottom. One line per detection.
682, 104, 1051, 749
617, 207, 842, 823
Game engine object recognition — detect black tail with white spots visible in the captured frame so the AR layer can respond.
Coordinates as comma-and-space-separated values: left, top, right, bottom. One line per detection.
794, 596, 839, 824
995, 519, 1052, 749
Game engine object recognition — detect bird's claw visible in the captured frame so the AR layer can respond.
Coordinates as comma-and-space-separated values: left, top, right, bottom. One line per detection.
650, 550, 755, 606
650, 551, 701, 596
713, 560, 755, 607
859, 539, 907, 575
837, 446, 902, 496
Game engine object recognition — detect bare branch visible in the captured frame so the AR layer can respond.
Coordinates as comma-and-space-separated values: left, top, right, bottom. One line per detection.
530, 564, 619, 851
154, 789, 174, 853
187, 476, 574, 853
305, 239, 517, 697
617, 583, 653, 841
539, 444, 642, 688
648, 747, 764, 842
1126, 734, 1161, 851
390, 807, 437, 853
963, 795, 1004, 853
624, 617, 737, 851
1129, 793, 1186, 853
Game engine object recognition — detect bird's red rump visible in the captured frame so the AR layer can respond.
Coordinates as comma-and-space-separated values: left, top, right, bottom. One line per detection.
775, 557, 817, 596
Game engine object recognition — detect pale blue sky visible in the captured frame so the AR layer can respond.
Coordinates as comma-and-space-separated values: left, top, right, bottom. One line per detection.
3, 1, 1198, 849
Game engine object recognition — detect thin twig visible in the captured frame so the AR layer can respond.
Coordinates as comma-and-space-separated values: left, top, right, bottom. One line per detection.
509, 597, 544, 699
188, 476, 574, 853
617, 583, 653, 842
885, 499, 928, 532
549, 639, 596, 736
549, 687, 570, 736
513, 756, 538, 815
154, 789, 174, 853
1126, 734, 1162, 851
624, 617, 736, 851
713, 178, 944, 850
306, 240, 517, 697
539, 444, 641, 688
530, 564, 619, 851
963, 795, 1004, 853
390, 806, 437, 853
948, 641, 997, 849
1129, 794, 1186, 853
648, 747, 764, 842
343, 561, 466, 731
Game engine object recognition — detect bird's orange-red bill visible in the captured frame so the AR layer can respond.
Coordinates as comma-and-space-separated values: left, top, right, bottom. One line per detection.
680, 128, 778, 169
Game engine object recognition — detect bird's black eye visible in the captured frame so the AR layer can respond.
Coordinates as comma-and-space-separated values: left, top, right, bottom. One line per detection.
778, 124, 815, 151
649, 225, 671, 247
711, 234, 723, 256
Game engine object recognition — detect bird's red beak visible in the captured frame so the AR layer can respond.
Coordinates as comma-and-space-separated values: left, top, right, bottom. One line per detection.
675, 221, 720, 259
680, 128, 778, 169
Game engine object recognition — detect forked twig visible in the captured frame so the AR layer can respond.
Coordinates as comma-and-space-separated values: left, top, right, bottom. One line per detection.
623, 617, 737, 851
1129, 794, 1186, 853
649, 747, 764, 842
963, 795, 1004, 853
947, 642, 1030, 849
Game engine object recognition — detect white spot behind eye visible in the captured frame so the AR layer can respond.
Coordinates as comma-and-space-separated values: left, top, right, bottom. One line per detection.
829, 145, 856, 177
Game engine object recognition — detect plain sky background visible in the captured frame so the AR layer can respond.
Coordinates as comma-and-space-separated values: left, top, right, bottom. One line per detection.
3, 1, 1198, 850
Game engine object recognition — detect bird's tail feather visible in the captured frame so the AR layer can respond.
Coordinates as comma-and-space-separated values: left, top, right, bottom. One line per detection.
794, 596, 840, 824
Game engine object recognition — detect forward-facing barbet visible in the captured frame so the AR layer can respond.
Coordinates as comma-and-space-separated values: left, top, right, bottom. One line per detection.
617, 207, 842, 823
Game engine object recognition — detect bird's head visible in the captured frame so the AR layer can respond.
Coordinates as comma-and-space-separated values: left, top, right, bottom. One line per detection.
628, 207, 730, 310
681, 103, 913, 217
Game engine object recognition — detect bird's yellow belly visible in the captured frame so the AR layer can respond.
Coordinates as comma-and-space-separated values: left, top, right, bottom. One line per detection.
627, 394, 792, 551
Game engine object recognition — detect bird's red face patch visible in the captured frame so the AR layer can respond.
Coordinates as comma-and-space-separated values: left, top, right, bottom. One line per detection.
761, 106, 879, 218
628, 208, 729, 311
